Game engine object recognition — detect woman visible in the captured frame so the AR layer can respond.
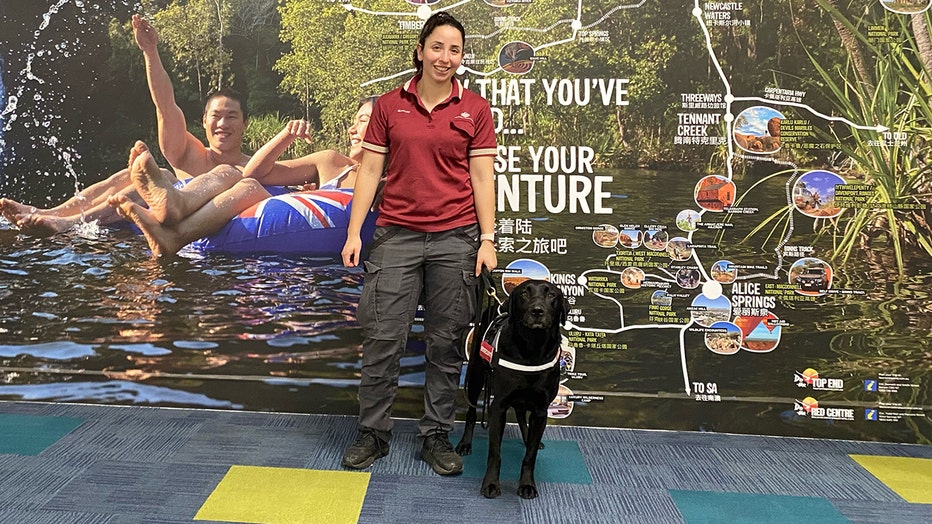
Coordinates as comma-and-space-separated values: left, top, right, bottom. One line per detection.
340, 11, 497, 475
109, 97, 377, 256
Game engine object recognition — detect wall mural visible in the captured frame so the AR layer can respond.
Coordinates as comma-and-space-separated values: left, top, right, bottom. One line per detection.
1, 0, 930, 444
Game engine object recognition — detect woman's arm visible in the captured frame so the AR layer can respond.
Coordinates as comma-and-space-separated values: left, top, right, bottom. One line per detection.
469, 154, 497, 276
341, 150, 387, 268
243, 120, 344, 186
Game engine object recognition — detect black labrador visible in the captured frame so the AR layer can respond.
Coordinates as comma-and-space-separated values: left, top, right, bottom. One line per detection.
456, 279, 569, 499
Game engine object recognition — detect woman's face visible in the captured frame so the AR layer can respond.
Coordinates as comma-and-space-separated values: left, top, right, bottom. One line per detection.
416, 24, 463, 85
348, 101, 373, 159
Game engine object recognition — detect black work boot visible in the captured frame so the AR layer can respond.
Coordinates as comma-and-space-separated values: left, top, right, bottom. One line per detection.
421, 432, 463, 475
341, 430, 389, 469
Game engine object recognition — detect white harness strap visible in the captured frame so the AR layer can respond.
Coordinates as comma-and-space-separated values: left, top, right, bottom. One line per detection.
481, 317, 560, 373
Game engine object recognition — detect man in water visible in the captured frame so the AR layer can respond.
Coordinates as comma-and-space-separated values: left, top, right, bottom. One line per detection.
0, 15, 249, 234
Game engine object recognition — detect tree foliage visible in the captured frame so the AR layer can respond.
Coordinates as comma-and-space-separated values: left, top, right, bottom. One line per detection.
153, 0, 234, 96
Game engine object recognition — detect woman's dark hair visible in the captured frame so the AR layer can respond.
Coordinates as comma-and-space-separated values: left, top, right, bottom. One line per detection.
412, 11, 466, 72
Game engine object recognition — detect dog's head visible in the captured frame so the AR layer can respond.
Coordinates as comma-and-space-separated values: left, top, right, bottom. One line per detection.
506, 279, 569, 332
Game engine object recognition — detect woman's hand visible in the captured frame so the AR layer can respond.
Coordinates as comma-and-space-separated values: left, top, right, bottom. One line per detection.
282, 120, 313, 146
475, 240, 497, 276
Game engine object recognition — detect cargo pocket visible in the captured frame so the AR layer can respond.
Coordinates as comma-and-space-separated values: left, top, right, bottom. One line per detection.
357, 260, 381, 332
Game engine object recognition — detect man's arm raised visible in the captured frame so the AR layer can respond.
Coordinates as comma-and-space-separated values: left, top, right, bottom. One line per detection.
132, 14, 203, 169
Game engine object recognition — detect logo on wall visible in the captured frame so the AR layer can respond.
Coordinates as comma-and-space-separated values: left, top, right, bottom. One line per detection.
794, 368, 844, 391
794, 397, 855, 421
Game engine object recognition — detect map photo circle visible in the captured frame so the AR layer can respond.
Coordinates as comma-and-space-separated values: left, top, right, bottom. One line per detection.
705, 321, 743, 355
499, 41, 535, 74
694, 175, 736, 212
792, 170, 845, 218
788, 257, 833, 297
503, 258, 551, 294
733, 106, 784, 154
666, 236, 693, 261
618, 227, 642, 248
643, 229, 668, 251
593, 224, 619, 248
621, 266, 645, 289
691, 293, 731, 327
676, 209, 701, 232
710, 259, 737, 283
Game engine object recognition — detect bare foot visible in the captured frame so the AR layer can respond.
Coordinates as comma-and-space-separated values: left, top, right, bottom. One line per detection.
128, 141, 183, 226
15, 213, 76, 235
108, 194, 182, 257
0, 198, 40, 223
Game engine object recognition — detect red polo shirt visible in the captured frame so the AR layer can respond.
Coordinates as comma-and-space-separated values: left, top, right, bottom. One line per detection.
362, 75, 498, 232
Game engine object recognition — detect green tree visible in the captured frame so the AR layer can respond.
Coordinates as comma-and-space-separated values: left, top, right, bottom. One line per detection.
154, 0, 233, 96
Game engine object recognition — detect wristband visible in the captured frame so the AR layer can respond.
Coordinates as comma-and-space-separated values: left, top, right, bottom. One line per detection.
480, 233, 495, 243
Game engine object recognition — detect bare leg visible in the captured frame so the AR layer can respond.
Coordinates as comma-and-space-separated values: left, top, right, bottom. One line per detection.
13, 178, 148, 234
110, 178, 271, 257
14, 214, 75, 235
108, 195, 180, 257
128, 141, 181, 225
45, 168, 133, 216
129, 141, 242, 226
1, 167, 135, 223
0, 199, 39, 222
75, 183, 147, 226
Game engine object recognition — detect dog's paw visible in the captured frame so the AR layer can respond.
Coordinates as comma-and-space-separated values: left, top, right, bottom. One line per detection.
480, 481, 502, 499
517, 483, 539, 499
455, 442, 472, 455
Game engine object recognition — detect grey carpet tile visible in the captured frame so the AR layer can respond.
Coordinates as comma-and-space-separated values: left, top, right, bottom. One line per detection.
0, 510, 116, 524
358, 473, 522, 524
39, 417, 201, 463
0, 458, 89, 511
833, 498, 932, 524
172, 423, 324, 468
41, 461, 228, 517
586, 463, 668, 489
520, 485, 685, 524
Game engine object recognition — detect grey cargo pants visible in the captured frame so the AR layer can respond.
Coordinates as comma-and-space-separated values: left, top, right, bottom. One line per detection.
355, 224, 479, 442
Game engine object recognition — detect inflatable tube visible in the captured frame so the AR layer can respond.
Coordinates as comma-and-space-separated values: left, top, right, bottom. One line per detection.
190, 187, 377, 256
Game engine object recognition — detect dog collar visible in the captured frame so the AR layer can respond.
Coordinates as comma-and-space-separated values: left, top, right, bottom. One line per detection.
480, 316, 561, 373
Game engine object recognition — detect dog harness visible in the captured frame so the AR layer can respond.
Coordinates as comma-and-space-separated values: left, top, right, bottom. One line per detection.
479, 314, 561, 372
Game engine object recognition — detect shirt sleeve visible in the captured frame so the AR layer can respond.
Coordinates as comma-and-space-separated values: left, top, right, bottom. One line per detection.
468, 97, 498, 158
361, 93, 391, 155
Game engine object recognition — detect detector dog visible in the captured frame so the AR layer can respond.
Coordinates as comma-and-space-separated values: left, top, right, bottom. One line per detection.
456, 279, 569, 499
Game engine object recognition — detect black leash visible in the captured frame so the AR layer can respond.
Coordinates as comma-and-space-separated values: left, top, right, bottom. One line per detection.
469, 268, 502, 429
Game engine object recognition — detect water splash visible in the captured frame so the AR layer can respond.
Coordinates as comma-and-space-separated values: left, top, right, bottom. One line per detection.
0, 56, 6, 166
0, 1, 142, 205
72, 218, 105, 240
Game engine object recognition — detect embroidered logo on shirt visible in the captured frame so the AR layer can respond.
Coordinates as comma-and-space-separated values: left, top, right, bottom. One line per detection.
455, 112, 473, 121
396, 109, 411, 113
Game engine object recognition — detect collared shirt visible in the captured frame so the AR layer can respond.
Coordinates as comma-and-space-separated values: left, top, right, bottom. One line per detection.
362, 75, 497, 232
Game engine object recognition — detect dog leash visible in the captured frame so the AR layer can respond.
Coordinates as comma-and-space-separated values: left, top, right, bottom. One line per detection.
469, 268, 502, 429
